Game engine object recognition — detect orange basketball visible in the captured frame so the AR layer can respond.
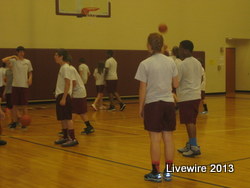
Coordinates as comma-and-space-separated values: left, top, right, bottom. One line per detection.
20, 115, 32, 127
158, 24, 168, 33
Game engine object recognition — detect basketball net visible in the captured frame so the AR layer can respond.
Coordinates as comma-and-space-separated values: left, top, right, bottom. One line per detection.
81, 7, 100, 17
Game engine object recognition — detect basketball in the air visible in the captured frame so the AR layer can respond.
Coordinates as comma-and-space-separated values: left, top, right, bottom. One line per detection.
158, 24, 168, 33
20, 115, 32, 126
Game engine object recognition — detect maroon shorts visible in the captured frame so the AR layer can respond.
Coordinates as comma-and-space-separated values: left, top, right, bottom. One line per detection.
178, 99, 200, 124
5, 93, 13, 109
96, 85, 105, 93
12, 87, 29, 106
0, 87, 4, 98
56, 94, 72, 121
144, 101, 176, 132
72, 97, 87, 114
201, 91, 205, 100
106, 80, 117, 93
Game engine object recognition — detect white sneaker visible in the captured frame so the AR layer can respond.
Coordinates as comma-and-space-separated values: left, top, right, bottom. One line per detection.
182, 146, 201, 157
177, 142, 190, 153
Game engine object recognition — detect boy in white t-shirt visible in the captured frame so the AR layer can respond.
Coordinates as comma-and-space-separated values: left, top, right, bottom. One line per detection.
176, 40, 203, 157
78, 58, 90, 85
53, 49, 78, 147
2, 46, 33, 129
135, 33, 178, 182
67, 56, 94, 135
0, 64, 6, 145
105, 50, 126, 111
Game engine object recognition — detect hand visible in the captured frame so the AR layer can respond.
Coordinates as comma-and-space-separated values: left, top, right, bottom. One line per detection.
139, 108, 144, 118
60, 98, 66, 106
12, 55, 18, 59
28, 79, 32, 86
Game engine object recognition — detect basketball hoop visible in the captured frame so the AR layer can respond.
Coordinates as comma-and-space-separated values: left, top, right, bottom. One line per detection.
81, 7, 100, 17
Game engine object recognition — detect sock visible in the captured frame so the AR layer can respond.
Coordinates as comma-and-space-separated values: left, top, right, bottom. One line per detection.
85, 121, 92, 128
62, 128, 68, 139
152, 161, 160, 174
164, 160, 173, 172
189, 137, 197, 146
68, 129, 75, 140
203, 104, 208, 111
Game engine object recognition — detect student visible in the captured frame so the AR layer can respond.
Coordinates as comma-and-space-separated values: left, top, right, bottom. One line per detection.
54, 49, 78, 147
201, 65, 208, 114
2, 46, 33, 129
3, 62, 13, 126
176, 40, 203, 157
68, 56, 94, 135
92, 61, 106, 111
0, 91, 6, 145
135, 33, 178, 182
78, 58, 90, 85
105, 50, 126, 111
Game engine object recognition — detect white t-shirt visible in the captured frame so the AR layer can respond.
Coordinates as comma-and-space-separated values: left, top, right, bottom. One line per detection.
0, 68, 6, 87
10, 58, 33, 88
105, 57, 118, 80
78, 64, 90, 84
176, 57, 203, 102
93, 68, 105, 86
201, 67, 206, 91
55, 63, 72, 97
70, 66, 87, 98
135, 53, 178, 104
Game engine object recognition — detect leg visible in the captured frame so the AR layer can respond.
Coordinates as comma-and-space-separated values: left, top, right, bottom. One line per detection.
149, 131, 162, 171
144, 131, 162, 182
162, 131, 174, 181
114, 92, 126, 111
182, 123, 201, 157
80, 113, 94, 134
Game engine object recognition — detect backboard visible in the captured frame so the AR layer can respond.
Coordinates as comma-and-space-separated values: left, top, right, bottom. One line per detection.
56, 0, 111, 17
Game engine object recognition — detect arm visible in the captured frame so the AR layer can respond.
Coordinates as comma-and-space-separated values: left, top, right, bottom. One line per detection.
172, 76, 179, 88
139, 81, 147, 118
60, 78, 71, 106
28, 72, 33, 86
2, 55, 17, 63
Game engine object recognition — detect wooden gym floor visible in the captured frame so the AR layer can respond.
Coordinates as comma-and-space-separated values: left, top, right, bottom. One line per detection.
0, 94, 250, 188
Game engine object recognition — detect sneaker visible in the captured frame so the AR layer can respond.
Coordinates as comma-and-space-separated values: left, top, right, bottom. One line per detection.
144, 172, 162, 183
182, 145, 201, 157
91, 104, 97, 111
81, 127, 95, 135
201, 111, 208, 114
107, 105, 116, 111
0, 140, 7, 145
54, 138, 68, 145
163, 171, 172, 181
9, 122, 17, 129
61, 139, 79, 147
119, 103, 126, 111
99, 106, 106, 110
177, 142, 190, 153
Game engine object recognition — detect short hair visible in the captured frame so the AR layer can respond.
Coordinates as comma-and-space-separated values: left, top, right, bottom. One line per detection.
107, 50, 114, 57
67, 55, 73, 63
172, 46, 179, 57
79, 58, 85, 63
55, 48, 68, 62
180, 40, 194, 52
147, 33, 163, 53
16, 46, 25, 52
